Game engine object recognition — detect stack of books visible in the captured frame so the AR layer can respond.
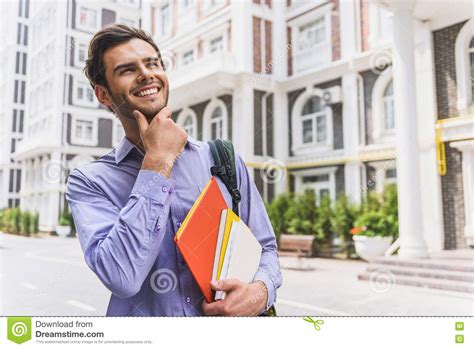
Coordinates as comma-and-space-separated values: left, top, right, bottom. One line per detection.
174, 177, 262, 302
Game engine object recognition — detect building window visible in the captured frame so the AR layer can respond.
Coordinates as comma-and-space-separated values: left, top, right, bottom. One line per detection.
74, 79, 97, 107
71, 117, 97, 146
470, 38, 474, 103
101, 9, 116, 27
455, 19, 474, 110
372, 67, 395, 141
289, 5, 332, 74
13, 80, 25, 104
78, 43, 87, 63
177, 108, 198, 139
291, 89, 333, 155
296, 167, 337, 204
12, 110, 24, 133
17, 23, 27, 46
156, 3, 171, 37
301, 96, 327, 145
203, 99, 228, 141
15, 52, 27, 75
383, 80, 395, 130
113, 122, 125, 146
78, 7, 98, 31
182, 50, 194, 66
211, 108, 224, 139
183, 116, 195, 137
210, 35, 224, 53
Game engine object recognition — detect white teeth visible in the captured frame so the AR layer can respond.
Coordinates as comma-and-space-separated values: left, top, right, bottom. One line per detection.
136, 88, 158, 97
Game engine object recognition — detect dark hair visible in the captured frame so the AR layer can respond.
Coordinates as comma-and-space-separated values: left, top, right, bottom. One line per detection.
84, 24, 164, 89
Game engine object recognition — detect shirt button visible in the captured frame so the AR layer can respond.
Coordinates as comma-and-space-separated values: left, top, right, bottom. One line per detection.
185, 297, 191, 303
157, 223, 161, 230
161, 186, 168, 193
177, 222, 182, 228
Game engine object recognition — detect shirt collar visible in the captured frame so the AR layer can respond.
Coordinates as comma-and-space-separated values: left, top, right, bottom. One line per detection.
114, 135, 201, 164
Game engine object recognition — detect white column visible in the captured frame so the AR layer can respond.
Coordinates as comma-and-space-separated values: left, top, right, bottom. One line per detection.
391, 0, 428, 258
339, 0, 358, 58
272, 0, 289, 196
451, 141, 474, 246
342, 72, 362, 204
232, 76, 254, 160
231, 0, 252, 73
414, 20, 445, 252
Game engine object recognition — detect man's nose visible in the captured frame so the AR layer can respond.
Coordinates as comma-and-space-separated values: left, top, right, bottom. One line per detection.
137, 64, 154, 82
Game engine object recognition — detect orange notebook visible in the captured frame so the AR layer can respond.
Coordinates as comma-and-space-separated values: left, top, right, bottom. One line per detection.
174, 176, 228, 303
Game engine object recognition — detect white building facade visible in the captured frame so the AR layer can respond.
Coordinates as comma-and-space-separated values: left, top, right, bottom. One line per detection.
141, 0, 473, 253
2, 0, 472, 253
0, 0, 30, 209
11, 0, 141, 231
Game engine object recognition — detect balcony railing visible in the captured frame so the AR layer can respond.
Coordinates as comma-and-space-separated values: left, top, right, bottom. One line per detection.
293, 42, 331, 74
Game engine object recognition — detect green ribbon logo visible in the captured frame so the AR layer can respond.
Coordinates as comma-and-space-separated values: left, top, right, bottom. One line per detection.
7, 317, 32, 344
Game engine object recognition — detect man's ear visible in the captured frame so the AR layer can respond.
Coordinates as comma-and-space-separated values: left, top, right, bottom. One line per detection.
95, 84, 113, 108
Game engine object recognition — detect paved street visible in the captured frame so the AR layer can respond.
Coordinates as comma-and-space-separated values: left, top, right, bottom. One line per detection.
1, 232, 473, 316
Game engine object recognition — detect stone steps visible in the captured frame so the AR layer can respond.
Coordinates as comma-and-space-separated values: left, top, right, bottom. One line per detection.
358, 253, 474, 294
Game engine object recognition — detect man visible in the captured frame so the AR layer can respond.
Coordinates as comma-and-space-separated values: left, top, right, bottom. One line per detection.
66, 25, 282, 316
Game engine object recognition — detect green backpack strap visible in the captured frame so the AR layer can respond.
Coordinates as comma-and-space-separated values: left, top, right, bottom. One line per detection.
207, 139, 277, 317
207, 139, 241, 216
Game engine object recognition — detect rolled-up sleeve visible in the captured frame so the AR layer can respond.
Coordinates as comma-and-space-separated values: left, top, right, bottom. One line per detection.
66, 169, 175, 299
235, 155, 282, 311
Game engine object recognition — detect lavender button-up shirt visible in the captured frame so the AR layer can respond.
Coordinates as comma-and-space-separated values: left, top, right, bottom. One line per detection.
66, 136, 282, 316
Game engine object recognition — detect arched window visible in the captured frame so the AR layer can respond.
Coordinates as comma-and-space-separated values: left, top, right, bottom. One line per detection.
455, 19, 474, 110
291, 88, 333, 155
177, 108, 197, 139
301, 96, 327, 145
383, 80, 395, 130
183, 115, 195, 136
203, 98, 228, 141
210, 107, 223, 139
372, 66, 395, 141
469, 38, 474, 102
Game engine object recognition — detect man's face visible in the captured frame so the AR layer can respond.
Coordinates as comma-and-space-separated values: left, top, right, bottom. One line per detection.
101, 38, 169, 121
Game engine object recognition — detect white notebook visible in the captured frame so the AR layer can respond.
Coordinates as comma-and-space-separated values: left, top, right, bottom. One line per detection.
215, 220, 262, 300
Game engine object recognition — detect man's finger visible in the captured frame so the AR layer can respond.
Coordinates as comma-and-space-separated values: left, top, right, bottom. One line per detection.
210, 278, 242, 292
202, 299, 224, 316
156, 106, 172, 120
133, 110, 148, 135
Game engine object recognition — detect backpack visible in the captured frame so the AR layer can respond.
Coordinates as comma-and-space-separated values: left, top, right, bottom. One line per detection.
207, 139, 276, 317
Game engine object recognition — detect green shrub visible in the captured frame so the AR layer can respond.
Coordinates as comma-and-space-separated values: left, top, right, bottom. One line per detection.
29, 213, 39, 234
313, 195, 333, 243
58, 210, 72, 226
6, 208, 21, 234
286, 189, 319, 237
331, 195, 358, 258
266, 192, 294, 242
353, 211, 394, 238
19, 211, 32, 235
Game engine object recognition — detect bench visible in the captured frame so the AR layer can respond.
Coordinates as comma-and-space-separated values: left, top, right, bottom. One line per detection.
278, 234, 314, 257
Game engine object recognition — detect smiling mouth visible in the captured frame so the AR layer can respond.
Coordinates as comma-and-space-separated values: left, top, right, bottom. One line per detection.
133, 86, 161, 98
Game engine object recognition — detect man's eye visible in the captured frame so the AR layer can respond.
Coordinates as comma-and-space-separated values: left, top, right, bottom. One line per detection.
121, 68, 134, 74
149, 62, 159, 68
